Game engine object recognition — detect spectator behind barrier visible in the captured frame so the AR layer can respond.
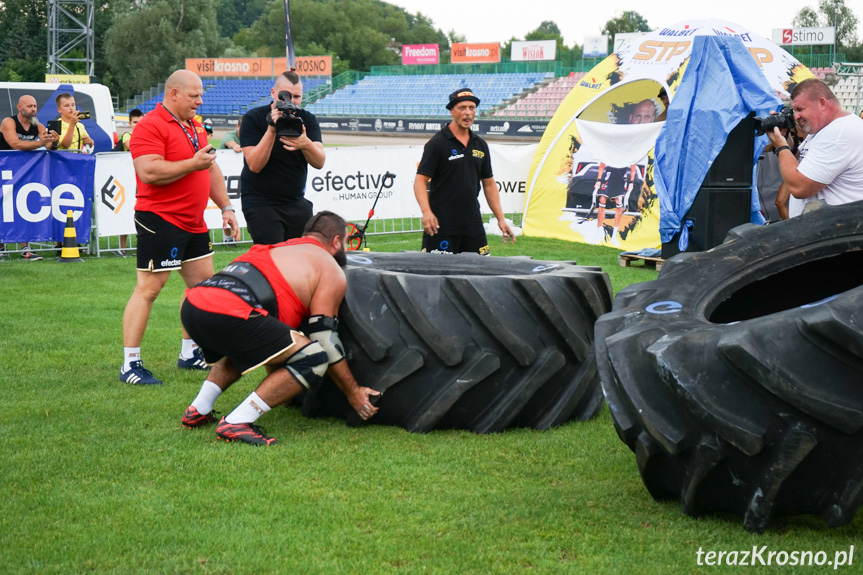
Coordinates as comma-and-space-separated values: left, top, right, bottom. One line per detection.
219, 116, 243, 153
0, 94, 59, 261
53, 93, 94, 153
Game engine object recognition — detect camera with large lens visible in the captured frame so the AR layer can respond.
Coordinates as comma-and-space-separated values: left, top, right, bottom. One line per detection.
273, 90, 304, 138
754, 107, 795, 136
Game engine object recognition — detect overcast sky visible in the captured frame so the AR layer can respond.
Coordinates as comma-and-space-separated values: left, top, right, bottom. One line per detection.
385, 1, 859, 47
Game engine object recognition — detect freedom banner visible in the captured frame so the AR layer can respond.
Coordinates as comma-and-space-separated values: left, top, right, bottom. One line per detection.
0, 151, 94, 243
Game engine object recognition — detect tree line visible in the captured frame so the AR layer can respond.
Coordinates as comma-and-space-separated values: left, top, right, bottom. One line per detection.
0, 0, 858, 103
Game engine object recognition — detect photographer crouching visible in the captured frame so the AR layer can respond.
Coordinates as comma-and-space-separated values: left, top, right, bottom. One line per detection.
765, 78, 863, 211
239, 70, 326, 244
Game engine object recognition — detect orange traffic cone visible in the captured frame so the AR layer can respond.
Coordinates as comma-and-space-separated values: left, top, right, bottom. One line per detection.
58, 210, 84, 263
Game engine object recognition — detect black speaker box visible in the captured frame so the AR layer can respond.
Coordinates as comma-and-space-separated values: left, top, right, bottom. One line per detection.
702, 112, 755, 188
661, 187, 752, 258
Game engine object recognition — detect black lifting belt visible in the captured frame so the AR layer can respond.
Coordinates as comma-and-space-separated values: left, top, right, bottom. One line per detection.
197, 261, 279, 319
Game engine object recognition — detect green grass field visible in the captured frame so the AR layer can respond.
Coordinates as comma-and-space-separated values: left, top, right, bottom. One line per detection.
1, 233, 860, 574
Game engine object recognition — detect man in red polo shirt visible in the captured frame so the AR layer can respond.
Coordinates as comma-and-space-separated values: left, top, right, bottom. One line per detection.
120, 70, 240, 386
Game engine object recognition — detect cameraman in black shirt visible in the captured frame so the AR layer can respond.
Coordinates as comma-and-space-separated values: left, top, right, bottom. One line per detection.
239, 71, 326, 244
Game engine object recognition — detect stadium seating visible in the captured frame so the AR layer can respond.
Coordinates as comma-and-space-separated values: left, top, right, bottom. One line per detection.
832, 76, 863, 112
810, 66, 829, 80
129, 78, 328, 116
305, 73, 553, 118
493, 73, 584, 119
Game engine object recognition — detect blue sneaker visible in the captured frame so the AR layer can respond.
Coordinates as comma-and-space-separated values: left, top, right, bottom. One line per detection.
177, 347, 210, 370
120, 360, 163, 385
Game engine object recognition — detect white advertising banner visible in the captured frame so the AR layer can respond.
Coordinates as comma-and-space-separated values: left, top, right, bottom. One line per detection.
95, 150, 247, 237
204, 150, 247, 230
584, 35, 609, 58
94, 152, 136, 237
93, 142, 536, 238
772, 27, 835, 46
484, 143, 535, 213
613, 32, 648, 52
510, 40, 557, 62
306, 145, 422, 220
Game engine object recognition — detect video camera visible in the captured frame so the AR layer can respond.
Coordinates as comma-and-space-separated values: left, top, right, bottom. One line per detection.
274, 91, 304, 138
754, 107, 795, 136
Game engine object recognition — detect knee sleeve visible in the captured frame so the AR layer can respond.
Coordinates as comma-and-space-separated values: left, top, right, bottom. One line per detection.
285, 341, 329, 390
306, 315, 346, 365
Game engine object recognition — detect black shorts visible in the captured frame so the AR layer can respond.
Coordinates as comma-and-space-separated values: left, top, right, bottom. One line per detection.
135, 211, 213, 272
597, 192, 625, 201
180, 300, 297, 374
243, 198, 313, 244
422, 232, 490, 255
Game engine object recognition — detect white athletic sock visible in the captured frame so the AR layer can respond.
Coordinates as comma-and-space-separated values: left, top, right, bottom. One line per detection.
225, 392, 271, 425
179, 338, 198, 360
190, 380, 223, 415
123, 347, 141, 372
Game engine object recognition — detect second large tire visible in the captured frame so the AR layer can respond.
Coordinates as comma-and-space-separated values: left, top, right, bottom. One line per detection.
596, 200, 863, 532
302, 251, 613, 433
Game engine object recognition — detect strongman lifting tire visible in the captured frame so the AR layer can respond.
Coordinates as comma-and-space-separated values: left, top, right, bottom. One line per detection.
300, 251, 613, 433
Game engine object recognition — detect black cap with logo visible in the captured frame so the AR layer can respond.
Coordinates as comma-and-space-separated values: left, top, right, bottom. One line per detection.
446, 88, 481, 110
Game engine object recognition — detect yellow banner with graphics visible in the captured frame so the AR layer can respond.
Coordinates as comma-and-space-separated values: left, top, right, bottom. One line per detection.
45, 74, 90, 84
523, 18, 814, 250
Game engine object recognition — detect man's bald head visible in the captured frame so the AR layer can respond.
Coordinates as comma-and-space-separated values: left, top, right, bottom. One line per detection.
163, 70, 203, 121
17, 94, 38, 120
165, 70, 200, 93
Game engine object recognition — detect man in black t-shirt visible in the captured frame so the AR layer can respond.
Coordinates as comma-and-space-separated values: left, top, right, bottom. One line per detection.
0, 94, 55, 151
413, 88, 514, 255
239, 71, 326, 244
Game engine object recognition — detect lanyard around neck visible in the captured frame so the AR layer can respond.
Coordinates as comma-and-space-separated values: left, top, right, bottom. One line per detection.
163, 106, 200, 153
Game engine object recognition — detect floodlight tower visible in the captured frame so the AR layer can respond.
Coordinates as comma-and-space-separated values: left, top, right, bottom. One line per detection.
47, 0, 95, 77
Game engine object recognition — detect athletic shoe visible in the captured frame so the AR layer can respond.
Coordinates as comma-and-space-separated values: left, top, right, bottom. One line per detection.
177, 347, 210, 370
0, 251, 9, 261
21, 251, 43, 261
119, 360, 163, 385
216, 417, 278, 446
182, 406, 219, 428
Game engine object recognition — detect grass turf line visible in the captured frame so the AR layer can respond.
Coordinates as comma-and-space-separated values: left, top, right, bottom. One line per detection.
0, 235, 859, 574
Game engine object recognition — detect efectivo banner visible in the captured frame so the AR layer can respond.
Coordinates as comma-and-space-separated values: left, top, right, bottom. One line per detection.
2, 143, 536, 242
94, 144, 535, 237
0, 151, 94, 243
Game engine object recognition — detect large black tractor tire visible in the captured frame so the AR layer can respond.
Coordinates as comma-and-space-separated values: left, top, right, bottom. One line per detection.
302, 251, 613, 433
596, 200, 863, 532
